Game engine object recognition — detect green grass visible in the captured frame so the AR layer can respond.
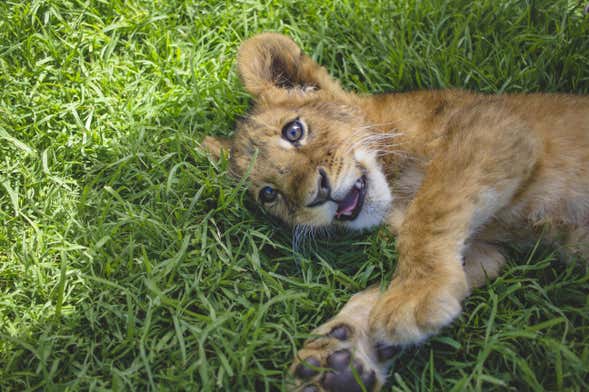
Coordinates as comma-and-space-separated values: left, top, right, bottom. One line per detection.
1, 0, 588, 390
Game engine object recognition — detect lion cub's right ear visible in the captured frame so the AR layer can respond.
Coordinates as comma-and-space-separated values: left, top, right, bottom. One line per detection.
237, 33, 344, 98
201, 135, 232, 161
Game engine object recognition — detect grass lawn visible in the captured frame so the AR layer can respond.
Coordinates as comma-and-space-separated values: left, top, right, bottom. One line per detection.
1, 0, 589, 390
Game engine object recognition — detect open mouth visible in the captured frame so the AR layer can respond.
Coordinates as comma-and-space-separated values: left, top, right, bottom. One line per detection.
335, 175, 367, 221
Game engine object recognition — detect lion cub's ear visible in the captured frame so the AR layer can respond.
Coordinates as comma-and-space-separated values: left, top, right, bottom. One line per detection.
201, 135, 232, 160
237, 33, 344, 97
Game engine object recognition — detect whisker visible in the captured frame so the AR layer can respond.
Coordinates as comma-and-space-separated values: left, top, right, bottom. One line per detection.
341, 128, 404, 155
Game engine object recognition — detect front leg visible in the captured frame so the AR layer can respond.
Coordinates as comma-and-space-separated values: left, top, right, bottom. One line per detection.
370, 109, 541, 349
289, 244, 507, 391
289, 241, 507, 391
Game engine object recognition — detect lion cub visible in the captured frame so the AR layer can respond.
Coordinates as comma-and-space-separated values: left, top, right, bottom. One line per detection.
203, 33, 589, 391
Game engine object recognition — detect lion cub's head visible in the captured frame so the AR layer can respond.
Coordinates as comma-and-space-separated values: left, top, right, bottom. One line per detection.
204, 33, 392, 231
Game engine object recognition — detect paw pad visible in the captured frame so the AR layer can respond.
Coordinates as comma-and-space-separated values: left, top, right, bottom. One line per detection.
322, 349, 376, 392
295, 357, 320, 379
375, 342, 397, 361
327, 349, 351, 369
328, 325, 351, 341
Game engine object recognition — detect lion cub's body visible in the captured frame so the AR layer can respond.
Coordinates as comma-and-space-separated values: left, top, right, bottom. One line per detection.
365, 90, 589, 246
203, 33, 589, 391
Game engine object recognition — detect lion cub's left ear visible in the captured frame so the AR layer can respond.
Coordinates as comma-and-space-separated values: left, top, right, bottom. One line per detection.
201, 135, 232, 160
237, 33, 344, 98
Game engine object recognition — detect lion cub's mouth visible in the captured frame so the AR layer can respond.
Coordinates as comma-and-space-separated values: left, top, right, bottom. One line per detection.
335, 175, 367, 221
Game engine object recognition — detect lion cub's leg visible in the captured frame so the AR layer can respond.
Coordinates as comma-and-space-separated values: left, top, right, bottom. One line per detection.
289, 242, 506, 391
560, 225, 589, 261
369, 108, 541, 351
463, 241, 506, 289
290, 287, 386, 392
369, 183, 522, 348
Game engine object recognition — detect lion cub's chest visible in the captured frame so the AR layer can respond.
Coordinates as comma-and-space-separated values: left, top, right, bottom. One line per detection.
386, 163, 425, 233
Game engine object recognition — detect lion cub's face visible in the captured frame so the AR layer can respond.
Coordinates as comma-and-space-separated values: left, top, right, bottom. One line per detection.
204, 33, 392, 231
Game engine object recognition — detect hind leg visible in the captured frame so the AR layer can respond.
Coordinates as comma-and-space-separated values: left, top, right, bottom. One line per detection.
463, 241, 506, 289
560, 225, 589, 262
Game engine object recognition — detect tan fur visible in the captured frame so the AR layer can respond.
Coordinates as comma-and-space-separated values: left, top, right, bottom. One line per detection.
203, 33, 589, 391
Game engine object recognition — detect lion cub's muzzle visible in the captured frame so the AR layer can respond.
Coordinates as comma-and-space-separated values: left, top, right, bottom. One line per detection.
305, 168, 368, 222
306, 168, 332, 208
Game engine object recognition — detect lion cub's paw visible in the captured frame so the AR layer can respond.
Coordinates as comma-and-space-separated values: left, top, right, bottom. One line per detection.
289, 322, 388, 392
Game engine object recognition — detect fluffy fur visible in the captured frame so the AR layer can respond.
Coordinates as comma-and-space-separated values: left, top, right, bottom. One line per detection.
203, 33, 589, 391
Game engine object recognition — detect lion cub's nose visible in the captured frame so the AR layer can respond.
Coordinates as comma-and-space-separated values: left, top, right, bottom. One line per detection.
307, 167, 332, 207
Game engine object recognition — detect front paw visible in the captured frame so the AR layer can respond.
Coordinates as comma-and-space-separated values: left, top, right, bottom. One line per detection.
289, 323, 389, 392
369, 281, 464, 346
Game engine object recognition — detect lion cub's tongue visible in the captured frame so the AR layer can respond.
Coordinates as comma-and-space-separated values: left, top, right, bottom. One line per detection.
336, 188, 360, 218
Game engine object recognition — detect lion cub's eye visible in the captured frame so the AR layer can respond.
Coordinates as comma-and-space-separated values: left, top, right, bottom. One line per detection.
259, 186, 278, 203
282, 119, 304, 143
